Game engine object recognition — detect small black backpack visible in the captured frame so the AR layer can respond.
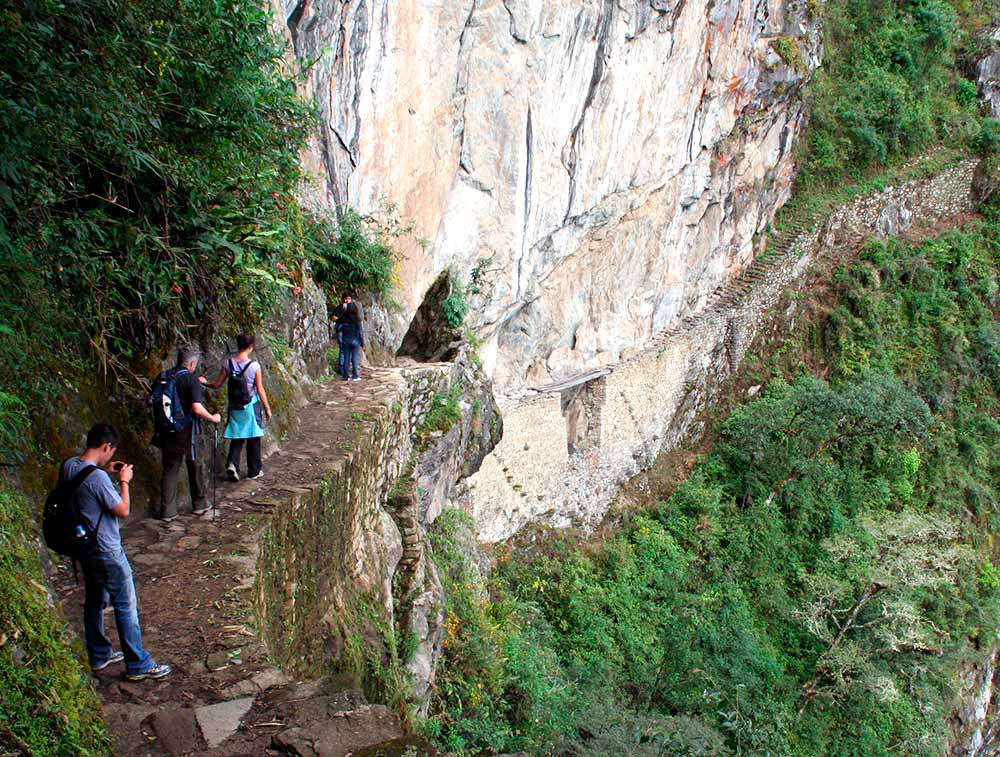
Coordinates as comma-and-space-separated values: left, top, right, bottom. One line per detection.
227, 359, 255, 410
42, 461, 104, 562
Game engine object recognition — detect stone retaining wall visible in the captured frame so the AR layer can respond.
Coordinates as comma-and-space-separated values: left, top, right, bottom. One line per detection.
462, 159, 982, 542
253, 356, 501, 704
255, 365, 452, 680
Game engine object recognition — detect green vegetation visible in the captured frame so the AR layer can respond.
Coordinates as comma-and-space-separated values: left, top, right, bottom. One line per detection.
0, 0, 402, 745
0, 0, 396, 458
423, 201, 1000, 754
309, 205, 403, 300
799, 0, 992, 186
0, 484, 109, 755
442, 273, 470, 330
415, 387, 463, 448
771, 35, 804, 71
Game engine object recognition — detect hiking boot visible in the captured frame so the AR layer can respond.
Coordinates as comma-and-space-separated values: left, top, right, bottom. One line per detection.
247, 469, 264, 481
125, 662, 172, 681
91, 650, 124, 672
226, 464, 239, 482
192, 503, 210, 515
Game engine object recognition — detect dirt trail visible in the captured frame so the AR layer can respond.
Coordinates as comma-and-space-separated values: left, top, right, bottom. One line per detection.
53, 369, 439, 756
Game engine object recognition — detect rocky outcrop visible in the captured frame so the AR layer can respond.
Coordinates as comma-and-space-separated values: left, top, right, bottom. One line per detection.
255, 357, 500, 705
394, 354, 502, 711
950, 641, 1000, 756
975, 27, 1000, 118
288, 0, 821, 394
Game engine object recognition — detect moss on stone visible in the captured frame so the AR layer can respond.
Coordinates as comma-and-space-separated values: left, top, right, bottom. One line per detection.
0, 484, 110, 755
770, 35, 803, 70
415, 386, 462, 449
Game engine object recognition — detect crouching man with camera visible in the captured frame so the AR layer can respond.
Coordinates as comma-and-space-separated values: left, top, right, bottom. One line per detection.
57, 423, 171, 680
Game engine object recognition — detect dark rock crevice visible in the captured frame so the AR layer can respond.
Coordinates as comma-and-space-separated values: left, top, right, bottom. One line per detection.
396, 271, 463, 363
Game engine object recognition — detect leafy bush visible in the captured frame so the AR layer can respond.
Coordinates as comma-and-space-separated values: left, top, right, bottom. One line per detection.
799, 0, 983, 186
0, 0, 398, 459
771, 35, 803, 69
1, 0, 314, 361
416, 386, 463, 448
308, 206, 401, 299
441, 274, 470, 330
0, 485, 109, 755
974, 118, 1000, 156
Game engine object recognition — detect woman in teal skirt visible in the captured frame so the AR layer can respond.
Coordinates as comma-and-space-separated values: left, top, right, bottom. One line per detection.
201, 333, 273, 481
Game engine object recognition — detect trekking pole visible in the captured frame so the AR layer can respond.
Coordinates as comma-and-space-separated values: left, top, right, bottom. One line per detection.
212, 427, 218, 524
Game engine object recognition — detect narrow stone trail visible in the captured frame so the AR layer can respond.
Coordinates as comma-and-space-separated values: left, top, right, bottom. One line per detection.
53, 368, 441, 757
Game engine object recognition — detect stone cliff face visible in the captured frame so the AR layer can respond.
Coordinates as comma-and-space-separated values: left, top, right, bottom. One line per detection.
950, 640, 1000, 757
461, 159, 984, 542
975, 27, 1000, 119
288, 0, 820, 394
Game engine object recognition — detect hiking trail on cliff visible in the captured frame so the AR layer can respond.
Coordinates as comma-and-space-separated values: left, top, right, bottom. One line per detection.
53, 367, 445, 757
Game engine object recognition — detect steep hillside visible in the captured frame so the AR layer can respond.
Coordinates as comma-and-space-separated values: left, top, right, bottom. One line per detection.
424, 195, 1000, 756
0, 1, 382, 751
0, 0, 996, 753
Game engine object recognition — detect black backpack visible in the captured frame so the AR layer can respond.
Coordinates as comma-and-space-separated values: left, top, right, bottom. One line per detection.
42, 461, 104, 562
149, 367, 192, 439
227, 359, 255, 410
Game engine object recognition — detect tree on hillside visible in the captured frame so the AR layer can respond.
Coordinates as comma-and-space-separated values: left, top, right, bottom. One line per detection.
719, 371, 932, 514
797, 511, 972, 716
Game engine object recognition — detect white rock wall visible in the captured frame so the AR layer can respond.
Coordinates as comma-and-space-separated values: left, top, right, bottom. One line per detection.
976, 27, 1000, 118
289, 0, 820, 393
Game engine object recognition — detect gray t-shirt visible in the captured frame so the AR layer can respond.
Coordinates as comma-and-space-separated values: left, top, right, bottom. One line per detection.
61, 457, 123, 554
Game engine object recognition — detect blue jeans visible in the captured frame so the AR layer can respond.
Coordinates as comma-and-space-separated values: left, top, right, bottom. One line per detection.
343, 338, 361, 379
83, 548, 153, 675
337, 332, 347, 377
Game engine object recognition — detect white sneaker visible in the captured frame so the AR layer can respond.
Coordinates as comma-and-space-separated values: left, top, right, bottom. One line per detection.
247, 469, 264, 480
226, 464, 239, 481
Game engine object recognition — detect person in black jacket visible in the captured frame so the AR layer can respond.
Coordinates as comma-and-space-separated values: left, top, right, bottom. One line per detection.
330, 292, 351, 378
340, 301, 364, 381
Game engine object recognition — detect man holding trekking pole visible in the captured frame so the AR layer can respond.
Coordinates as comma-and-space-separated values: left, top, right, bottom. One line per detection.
149, 345, 221, 522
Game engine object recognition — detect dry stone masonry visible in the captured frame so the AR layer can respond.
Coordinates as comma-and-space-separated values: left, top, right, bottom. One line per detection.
463, 159, 982, 542
256, 365, 452, 676
255, 355, 500, 711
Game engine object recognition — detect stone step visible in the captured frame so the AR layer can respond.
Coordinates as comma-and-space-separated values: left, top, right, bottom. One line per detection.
149, 697, 254, 755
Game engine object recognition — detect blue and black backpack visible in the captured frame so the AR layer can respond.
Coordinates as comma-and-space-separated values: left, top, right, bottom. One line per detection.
149, 367, 192, 443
